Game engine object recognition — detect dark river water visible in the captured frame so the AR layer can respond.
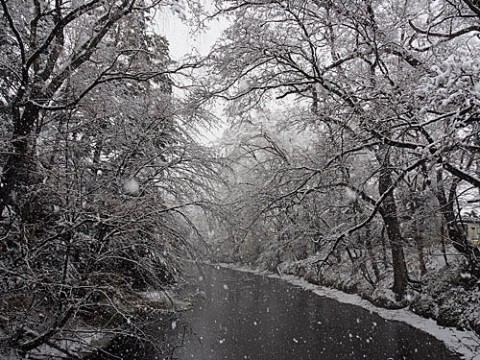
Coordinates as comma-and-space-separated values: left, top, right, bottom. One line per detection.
97, 265, 462, 360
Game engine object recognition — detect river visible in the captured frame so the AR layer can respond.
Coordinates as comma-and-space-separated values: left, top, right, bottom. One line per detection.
95, 264, 463, 360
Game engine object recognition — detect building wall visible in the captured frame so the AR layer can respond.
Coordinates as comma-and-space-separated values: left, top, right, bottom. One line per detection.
464, 221, 480, 245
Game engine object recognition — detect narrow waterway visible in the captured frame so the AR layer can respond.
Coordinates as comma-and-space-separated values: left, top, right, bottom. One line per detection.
169, 265, 461, 360
97, 265, 463, 360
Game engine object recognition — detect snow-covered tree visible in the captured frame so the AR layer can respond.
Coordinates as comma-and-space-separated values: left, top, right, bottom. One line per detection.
0, 0, 221, 357
201, 0, 480, 299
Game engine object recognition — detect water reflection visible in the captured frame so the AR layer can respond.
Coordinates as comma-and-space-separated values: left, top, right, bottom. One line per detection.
91, 265, 462, 360
171, 266, 460, 360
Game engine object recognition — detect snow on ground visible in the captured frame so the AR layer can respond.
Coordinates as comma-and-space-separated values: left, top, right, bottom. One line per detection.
218, 263, 480, 360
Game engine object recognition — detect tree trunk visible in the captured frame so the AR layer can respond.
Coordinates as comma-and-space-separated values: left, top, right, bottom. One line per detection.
0, 103, 40, 218
377, 149, 408, 300
409, 201, 427, 277
380, 225, 388, 269
413, 227, 427, 277
440, 218, 450, 267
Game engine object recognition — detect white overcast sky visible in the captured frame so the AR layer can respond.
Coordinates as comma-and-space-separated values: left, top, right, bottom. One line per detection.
155, 4, 228, 60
